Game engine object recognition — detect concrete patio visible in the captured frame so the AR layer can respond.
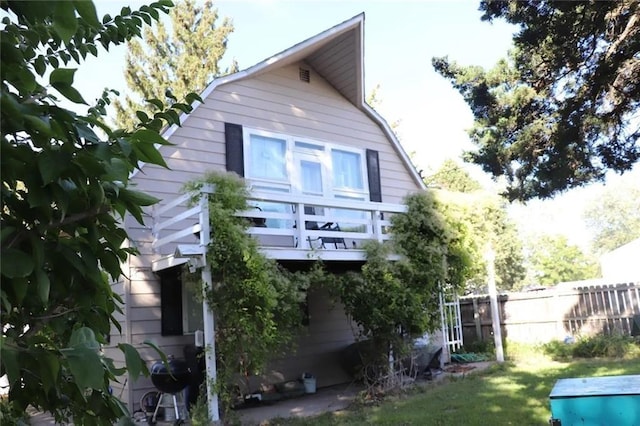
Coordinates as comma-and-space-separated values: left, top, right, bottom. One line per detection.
28, 361, 494, 425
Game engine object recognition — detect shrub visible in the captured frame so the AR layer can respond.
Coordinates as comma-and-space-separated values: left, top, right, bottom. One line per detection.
542, 334, 640, 360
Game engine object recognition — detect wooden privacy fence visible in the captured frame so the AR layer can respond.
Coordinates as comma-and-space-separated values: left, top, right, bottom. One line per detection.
460, 282, 640, 344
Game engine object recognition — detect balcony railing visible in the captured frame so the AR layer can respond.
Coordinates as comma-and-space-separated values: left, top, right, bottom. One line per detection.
151, 186, 406, 269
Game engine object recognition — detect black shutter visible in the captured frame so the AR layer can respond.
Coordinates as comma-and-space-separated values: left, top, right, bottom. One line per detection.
159, 266, 183, 336
366, 149, 382, 202
225, 123, 244, 176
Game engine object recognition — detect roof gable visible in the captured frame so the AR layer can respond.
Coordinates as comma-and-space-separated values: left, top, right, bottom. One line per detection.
159, 13, 425, 190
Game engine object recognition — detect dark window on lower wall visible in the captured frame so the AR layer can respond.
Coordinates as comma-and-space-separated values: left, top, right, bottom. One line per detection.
158, 266, 183, 336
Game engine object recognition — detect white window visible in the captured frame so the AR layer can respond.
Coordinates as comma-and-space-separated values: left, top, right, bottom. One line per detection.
243, 128, 369, 200
182, 274, 204, 334
246, 134, 288, 183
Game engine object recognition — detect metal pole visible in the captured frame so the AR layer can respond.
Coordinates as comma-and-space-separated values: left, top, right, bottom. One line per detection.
486, 244, 504, 363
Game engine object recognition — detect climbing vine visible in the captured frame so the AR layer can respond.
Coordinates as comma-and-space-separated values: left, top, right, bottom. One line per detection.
331, 191, 475, 388
183, 173, 475, 411
183, 172, 308, 416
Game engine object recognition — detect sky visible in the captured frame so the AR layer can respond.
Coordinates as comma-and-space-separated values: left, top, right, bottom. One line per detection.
72, 0, 638, 251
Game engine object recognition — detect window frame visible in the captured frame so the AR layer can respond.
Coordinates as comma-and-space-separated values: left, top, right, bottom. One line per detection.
242, 127, 370, 200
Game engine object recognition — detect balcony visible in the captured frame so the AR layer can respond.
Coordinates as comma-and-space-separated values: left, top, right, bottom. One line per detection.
150, 186, 406, 271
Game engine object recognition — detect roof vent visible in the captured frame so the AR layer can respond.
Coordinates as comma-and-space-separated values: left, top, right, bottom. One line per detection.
299, 68, 310, 83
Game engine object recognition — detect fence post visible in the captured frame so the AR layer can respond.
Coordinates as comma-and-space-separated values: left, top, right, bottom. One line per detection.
472, 297, 482, 341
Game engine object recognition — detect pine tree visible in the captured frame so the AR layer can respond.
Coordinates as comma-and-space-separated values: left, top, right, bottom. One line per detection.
113, 0, 234, 129
433, 1, 639, 201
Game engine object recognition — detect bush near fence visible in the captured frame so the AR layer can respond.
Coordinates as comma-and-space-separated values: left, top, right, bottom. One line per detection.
460, 281, 640, 345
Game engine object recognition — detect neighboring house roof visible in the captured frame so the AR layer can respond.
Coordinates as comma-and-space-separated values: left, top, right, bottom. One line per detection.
154, 13, 425, 190
599, 237, 640, 281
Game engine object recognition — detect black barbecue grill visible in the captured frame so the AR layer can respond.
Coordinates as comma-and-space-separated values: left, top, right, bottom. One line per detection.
148, 357, 190, 424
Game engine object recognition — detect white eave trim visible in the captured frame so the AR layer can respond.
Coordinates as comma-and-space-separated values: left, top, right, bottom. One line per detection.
362, 103, 426, 190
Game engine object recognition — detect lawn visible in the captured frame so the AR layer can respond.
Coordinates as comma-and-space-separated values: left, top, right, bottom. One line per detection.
266, 353, 640, 425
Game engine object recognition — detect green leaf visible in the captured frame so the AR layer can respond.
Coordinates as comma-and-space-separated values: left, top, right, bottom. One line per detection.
144, 339, 170, 368
132, 128, 172, 146
53, 0, 78, 43
24, 114, 52, 136
36, 268, 50, 304
103, 158, 129, 182
1, 248, 34, 278
131, 140, 168, 169
39, 351, 61, 393
73, 0, 101, 28
70, 327, 100, 351
185, 92, 203, 105
119, 188, 160, 207
87, 43, 98, 56
118, 343, 146, 381
34, 55, 46, 76
64, 346, 104, 390
171, 102, 192, 114
50, 69, 87, 105
1, 226, 16, 244
135, 110, 149, 123
145, 98, 164, 111
0, 342, 20, 387
38, 149, 70, 184
49, 67, 75, 85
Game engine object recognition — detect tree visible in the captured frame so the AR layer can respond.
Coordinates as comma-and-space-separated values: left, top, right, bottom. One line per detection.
425, 159, 482, 192
1, 1, 200, 423
113, 0, 234, 130
332, 191, 476, 387
583, 178, 640, 254
526, 235, 600, 286
366, 83, 402, 136
433, 1, 640, 202
426, 160, 526, 291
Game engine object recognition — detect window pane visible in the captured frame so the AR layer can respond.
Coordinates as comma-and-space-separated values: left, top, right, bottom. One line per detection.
183, 277, 204, 333
332, 150, 363, 190
295, 141, 324, 151
300, 160, 323, 195
248, 135, 287, 180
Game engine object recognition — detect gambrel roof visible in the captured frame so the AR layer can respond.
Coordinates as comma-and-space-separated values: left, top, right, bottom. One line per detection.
162, 13, 425, 189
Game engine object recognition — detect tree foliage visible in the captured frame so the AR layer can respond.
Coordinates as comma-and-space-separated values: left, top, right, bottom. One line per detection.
425, 159, 482, 192
433, 1, 640, 201
183, 172, 307, 416
332, 191, 476, 385
525, 235, 600, 286
0, 1, 201, 422
426, 160, 526, 291
583, 178, 640, 254
113, 0, 234, 129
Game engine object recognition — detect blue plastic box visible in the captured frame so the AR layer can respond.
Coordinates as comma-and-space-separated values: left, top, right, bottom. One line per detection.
549, 375, 640, 425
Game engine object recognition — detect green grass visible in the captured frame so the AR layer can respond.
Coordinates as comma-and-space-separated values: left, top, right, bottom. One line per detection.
264, 354, 640, 425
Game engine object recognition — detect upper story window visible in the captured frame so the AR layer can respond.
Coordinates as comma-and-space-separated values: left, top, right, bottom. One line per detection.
247, 134, 288, 182
243, 128, 369, 200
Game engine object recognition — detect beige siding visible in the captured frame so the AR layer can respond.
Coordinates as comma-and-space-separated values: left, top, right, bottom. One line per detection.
259, 285, 359, 388
122, 61, 420, 407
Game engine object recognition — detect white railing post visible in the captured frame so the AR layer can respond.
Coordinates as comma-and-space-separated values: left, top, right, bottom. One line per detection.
372, 210, 383, 242
294, 202, 306, 248
198, 190, 220, 423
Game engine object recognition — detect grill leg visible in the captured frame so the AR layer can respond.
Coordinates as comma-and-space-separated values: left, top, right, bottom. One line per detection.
151, 392, 164, 424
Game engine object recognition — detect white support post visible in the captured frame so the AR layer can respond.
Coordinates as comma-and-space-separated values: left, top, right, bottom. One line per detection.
199, 191, 220, 422
486, 244, 504, 363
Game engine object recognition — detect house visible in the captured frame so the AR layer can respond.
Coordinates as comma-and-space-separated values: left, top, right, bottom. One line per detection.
106, 14, 427, 419
600, 238, 640, 282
